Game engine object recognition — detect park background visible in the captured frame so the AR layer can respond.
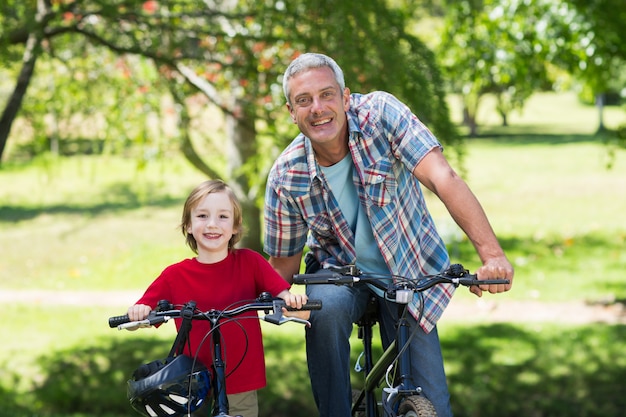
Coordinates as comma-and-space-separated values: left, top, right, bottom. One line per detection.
1, 1, 625, 416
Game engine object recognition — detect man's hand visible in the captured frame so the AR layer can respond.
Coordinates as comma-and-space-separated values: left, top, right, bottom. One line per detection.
472, 256, 514, 297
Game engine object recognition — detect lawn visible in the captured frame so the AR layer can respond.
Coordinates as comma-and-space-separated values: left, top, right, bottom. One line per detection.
0, 92, 625, 416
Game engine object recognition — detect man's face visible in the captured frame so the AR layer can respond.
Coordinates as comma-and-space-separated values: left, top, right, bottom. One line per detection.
286, 66, 350, 147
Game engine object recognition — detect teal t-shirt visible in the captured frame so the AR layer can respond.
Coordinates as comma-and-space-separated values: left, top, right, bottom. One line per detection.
321, 154, 388, 295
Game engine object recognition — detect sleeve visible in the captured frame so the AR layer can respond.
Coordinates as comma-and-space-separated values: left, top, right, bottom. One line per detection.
263, 170, 309, 258
135, 267, 173, 308
379, 92, 442, 172
249, 250, 291, 295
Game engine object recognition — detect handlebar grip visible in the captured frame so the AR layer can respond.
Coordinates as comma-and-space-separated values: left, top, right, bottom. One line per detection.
293, 272, 354, 285
458, 278, 510, 286
109, 312, 168, 328
283, 299, 323, 311
108, 314, 130, 328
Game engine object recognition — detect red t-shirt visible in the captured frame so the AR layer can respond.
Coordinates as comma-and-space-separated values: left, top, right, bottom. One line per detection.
135, 248, 291, 394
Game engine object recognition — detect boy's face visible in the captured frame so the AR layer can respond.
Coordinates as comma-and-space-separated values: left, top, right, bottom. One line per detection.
187, 191, 235, 263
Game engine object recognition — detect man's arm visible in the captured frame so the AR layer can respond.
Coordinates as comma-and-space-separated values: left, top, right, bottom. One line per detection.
269, 252, 304, 284
413, 148, 514, 297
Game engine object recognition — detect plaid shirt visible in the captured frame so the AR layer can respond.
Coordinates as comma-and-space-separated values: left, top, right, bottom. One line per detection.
264, 91, 454, 332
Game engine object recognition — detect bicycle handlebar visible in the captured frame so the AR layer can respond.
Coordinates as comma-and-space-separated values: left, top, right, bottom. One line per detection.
108, 294, 322, 330
293, 263, 509, 294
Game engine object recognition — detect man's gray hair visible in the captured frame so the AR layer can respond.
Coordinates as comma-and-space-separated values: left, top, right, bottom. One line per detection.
282, 53, 345, 105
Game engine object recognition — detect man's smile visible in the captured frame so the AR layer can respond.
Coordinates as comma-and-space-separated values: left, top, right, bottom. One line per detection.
311, 118, 332, 126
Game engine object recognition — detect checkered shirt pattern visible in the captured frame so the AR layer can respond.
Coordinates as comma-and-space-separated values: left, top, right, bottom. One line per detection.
264, 91, 455, 332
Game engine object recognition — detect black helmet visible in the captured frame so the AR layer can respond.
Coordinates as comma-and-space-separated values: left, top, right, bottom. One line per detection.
128, 354, 212, 417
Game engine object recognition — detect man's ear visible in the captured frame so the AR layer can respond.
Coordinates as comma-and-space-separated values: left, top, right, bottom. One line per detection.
287, 103, 297, 124
343, 88, 351, 111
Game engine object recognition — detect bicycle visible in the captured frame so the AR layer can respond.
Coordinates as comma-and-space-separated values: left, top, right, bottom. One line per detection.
293, 263, 510, 417
108, 292, 322, 417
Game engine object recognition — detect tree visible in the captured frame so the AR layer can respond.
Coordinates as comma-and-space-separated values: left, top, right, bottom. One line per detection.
561, 0, 626, 133
437, 0, 565, 136
436, 0, 625, 136
1, 0, 456, 249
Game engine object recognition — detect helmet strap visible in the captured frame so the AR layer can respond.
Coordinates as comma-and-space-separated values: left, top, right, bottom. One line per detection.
168, 301, 197, 358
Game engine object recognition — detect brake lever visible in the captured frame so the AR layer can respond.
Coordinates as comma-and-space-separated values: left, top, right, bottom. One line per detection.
327, 264, 361, 276
117, 314, 171, 330
283, 316, 312, 327
263, 314, 311, 327
117, 321, 152, 331
264, 300, 312, 327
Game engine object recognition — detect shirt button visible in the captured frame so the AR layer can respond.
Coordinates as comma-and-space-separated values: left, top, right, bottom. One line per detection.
377, 175, 383, 181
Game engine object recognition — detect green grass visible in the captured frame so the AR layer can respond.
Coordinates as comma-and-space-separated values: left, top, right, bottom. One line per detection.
0, 154, 207, 290
1, 92, 625, 416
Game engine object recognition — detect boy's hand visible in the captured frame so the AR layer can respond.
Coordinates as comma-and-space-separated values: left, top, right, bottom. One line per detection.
127, 304, 152, 321
279, 291, 311, 320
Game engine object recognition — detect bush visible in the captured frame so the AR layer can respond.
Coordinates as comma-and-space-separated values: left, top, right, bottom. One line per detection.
30, 337, 169, 416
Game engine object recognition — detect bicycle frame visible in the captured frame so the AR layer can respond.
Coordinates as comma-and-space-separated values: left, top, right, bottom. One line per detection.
205, 309, 230, 416
352, 299, 422, 417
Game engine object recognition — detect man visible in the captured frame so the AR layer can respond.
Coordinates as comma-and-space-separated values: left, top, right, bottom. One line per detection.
264, 53, 514, 417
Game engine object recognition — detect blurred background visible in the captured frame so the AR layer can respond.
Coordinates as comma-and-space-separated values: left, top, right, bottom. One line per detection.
1, 1, 624, 416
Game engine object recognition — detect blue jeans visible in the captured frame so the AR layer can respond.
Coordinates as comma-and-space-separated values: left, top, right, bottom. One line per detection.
305, 283, 452, 417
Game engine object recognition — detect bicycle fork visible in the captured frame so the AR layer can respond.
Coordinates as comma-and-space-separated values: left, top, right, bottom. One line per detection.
355, 311, 422, 417
354, 318, 379, 417
210, 318, 230, 416
381, 314, 422, 416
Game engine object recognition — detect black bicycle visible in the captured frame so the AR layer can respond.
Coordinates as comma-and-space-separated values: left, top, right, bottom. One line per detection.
109, 292, 322, 417
293, 263, 509, 417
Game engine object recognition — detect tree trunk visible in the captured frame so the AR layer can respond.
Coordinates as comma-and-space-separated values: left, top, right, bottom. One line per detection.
596, 92, 606, 133
461, 93, 480, 137
500, 110, 508, 127
0, 0, 52, 163
225, 98, 261, 252
463, 105, 479, 137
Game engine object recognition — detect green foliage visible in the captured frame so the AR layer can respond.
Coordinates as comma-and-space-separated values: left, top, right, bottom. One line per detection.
11, 46, 172, 161
30, 338, 169, 415
601, 124, 626, 170
437, 0, 568, 132
564, 0, 626, 95
2, 0, 461, 251
2, 0, 458, 159
435, 0, 626, 134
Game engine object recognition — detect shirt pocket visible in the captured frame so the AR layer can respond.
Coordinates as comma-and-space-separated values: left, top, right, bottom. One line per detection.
362, 160, 397, 207
294, 194, 337, 242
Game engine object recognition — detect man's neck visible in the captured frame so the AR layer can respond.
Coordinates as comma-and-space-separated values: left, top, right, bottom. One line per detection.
313, 140, 349, 167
